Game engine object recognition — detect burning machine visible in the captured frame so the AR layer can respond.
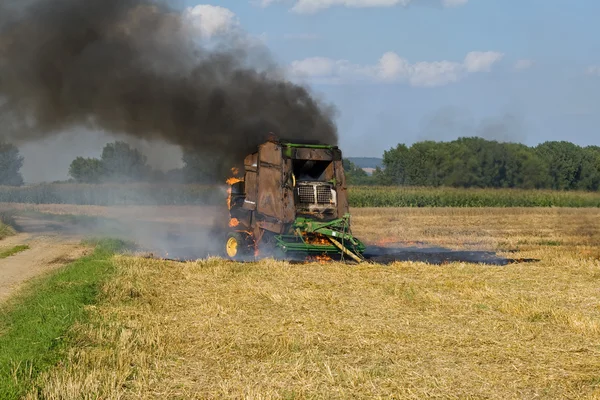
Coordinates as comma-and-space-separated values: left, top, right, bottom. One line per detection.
226, 139, 366, 262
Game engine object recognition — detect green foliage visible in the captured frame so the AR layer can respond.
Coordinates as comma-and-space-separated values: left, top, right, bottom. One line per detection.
0, 245, 30, 259
348, 186, 600, 207
373, 137, 600, 191
68, 141, 158, 183
100, 141, 150, 182
0, 142, 24, 187
0, 239, 128, 399
68, 157, 104, 183
0, 212, 17, 239
346, 157, 383, 169
343, 159, 372, 185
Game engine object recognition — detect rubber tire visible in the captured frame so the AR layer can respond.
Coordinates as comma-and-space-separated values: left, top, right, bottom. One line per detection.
225, 232, 251, 260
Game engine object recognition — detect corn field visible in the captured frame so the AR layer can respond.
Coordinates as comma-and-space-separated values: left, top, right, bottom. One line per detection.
0, 184, 599, 207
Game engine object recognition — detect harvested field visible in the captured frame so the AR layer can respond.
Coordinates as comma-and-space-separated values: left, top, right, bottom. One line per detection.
21, 208, 600, 399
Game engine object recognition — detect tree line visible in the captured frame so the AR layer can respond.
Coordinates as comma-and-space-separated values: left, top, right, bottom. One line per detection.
345, 137, 600, 191
1, 137, 600, 191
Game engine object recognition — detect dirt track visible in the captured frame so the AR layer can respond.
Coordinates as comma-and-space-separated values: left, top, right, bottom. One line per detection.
0, 216, 90, 303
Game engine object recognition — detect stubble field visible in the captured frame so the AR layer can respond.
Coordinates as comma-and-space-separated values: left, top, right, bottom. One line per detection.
9, 206, 597, 399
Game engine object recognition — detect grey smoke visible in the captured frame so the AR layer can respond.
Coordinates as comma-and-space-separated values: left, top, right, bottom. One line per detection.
419, 106, 526, 143
0, 0, 338, 178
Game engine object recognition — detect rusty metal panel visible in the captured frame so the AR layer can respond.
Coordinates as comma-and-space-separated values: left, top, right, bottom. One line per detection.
259, 141, 282, 166
243, 171, 257, 210
257, 220, 283, 234
324, 161, 335, 181
282, 159, 295, 222
334, 160, 350, 216
293, 148, 334, 161
256, 142, 284, 223
244, 153, 258, 172
257, 166, 281, 218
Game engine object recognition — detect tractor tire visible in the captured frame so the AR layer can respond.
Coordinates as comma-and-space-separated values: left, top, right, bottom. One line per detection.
225, 232, 252, 260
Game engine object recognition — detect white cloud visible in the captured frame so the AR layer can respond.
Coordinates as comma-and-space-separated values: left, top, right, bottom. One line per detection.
586, 66, 600, 76
514, 59, 534, 70
464, 51, 505, 73
289, 51, 504, 87
258, 0, 468, 13
290, 57, 336, 76
184, 5, 238, 38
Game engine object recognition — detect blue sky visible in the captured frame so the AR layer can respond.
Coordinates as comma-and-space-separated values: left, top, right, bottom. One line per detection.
181, 0, 600, 157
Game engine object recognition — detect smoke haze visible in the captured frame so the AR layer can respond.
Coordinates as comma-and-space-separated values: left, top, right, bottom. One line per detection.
0, 0, 338, 178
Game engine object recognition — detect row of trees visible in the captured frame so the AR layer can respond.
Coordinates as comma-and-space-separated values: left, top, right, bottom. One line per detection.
2, 138, 600, 191
345, 137, 600, 191
68, 141, 228, 184
69, 141, 169, 183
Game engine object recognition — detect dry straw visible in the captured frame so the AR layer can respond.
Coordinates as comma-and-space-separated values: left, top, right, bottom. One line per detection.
24, 208, 600, 399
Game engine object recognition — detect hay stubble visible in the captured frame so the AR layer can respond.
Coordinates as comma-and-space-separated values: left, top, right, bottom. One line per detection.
26, 208, 600, 399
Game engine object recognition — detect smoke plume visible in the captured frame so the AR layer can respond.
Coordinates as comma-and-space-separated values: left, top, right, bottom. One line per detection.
0, 0, 338, 178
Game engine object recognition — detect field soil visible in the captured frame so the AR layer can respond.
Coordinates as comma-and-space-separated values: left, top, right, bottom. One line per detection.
0, 215, 91, 302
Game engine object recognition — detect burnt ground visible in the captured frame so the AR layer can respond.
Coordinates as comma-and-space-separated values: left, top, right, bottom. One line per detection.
361, 245, 537, 266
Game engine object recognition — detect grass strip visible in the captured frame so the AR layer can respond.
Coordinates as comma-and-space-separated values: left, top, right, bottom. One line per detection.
0, 245, 30, 259
0, 223, 15, 240
0, 238, 130, 400
0, 211, 17, 240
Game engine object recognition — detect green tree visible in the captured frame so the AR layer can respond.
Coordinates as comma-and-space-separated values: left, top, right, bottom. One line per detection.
342, 159, 372, 185
379, 144, 410, 185
0, 142, 24, 186
535, 141, 584, 190
68, 157, 104, 183
100, 141, 150, 182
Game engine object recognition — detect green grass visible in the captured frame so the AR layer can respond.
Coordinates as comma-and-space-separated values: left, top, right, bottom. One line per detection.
0, 223, 14, 240
0, 212, 17, 240
0, 245, 30, 259
0, 238, 131, 400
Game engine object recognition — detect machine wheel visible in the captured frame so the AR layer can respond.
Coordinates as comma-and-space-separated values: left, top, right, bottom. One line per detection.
225, 232, 251, 260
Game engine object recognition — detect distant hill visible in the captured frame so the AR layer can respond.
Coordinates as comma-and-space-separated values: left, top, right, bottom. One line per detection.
347, 157, 383, 169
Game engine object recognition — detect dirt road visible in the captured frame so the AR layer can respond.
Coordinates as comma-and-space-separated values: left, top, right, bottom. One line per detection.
0, 216, 90, 303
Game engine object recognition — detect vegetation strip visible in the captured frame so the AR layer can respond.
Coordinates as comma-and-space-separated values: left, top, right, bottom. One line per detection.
0, 245, 30, 259
0, 212, 17, 240
2, 184, 600, 207
0, 238, 129, 400
0, 223, 15, 240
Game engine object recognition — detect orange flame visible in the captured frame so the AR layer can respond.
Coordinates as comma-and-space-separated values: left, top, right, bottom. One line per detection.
307, 254, 332, 263
303, 233, 331, 246
226, 177, 243, 186
229, 218, 240, 227
226, 167, 243, 210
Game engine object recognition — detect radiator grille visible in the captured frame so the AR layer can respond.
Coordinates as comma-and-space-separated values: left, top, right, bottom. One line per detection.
297, 185, 315, 204
297, 183, 334, 205
317, 186, 333, 204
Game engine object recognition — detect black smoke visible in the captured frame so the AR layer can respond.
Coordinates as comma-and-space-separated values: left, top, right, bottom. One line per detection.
0, 0, 338, 179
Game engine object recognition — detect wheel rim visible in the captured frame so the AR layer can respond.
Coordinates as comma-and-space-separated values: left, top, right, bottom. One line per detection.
226, 236, 238, 258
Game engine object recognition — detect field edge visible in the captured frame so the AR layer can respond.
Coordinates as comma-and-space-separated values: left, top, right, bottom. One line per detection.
0, 238, 132, 400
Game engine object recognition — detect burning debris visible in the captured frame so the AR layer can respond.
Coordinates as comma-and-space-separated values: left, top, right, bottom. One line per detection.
225, 139, 366, 263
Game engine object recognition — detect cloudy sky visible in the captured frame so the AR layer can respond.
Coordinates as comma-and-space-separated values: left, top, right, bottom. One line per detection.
16, 0, 600, 181
184, 0, 600, 157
